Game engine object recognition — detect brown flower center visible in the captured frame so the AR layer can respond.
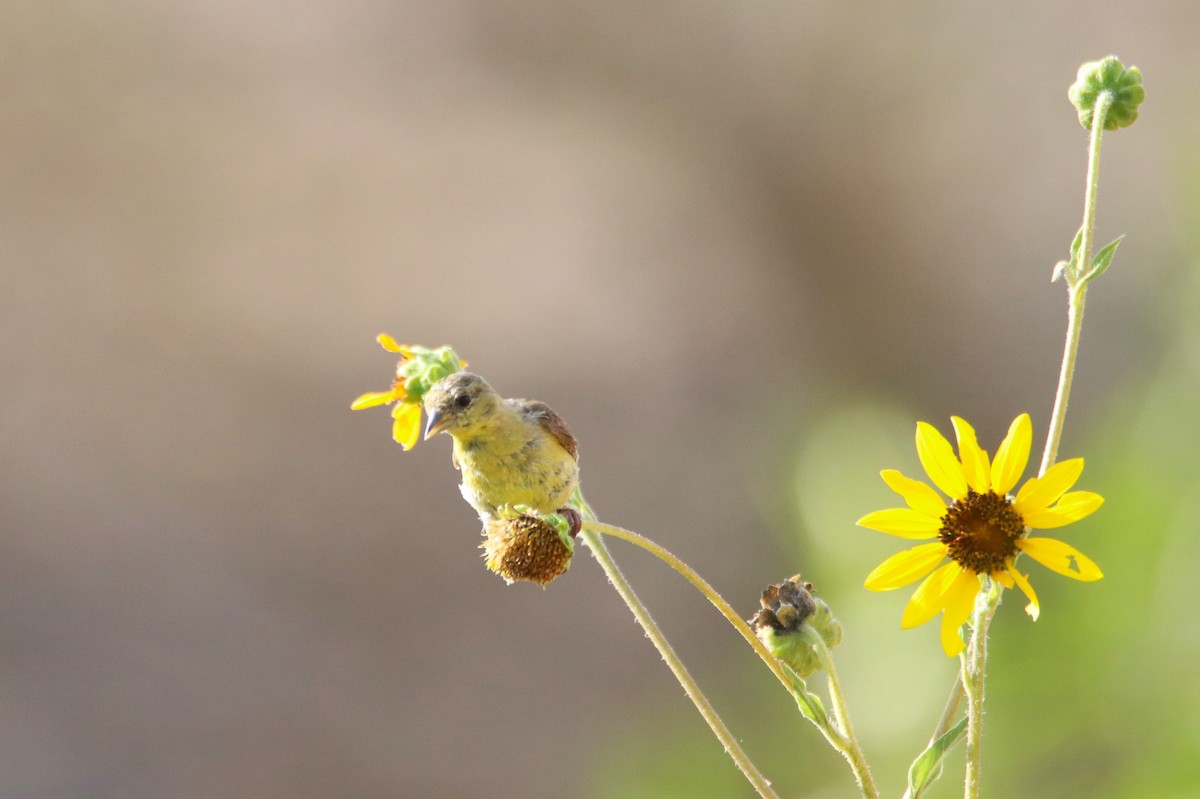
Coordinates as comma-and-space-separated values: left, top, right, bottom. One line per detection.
938, 490, 1025, 575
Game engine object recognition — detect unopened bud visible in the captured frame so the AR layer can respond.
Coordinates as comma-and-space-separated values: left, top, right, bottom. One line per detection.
1068, 56, 1144, 131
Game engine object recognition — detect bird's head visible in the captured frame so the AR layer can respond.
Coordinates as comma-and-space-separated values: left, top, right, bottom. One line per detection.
422, 372, 500, 440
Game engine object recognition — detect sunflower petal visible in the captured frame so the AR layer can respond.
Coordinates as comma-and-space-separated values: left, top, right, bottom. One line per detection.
1022, 491, 1104, 528
857, 509, 941, 539
916, 422, 969, 500
391, 402, 422, 450
939, 569, 981, 657
1014, 458, 1085, 515
864, 543, 947, 591
991, 414, 1032, 495
377, 333, 411, 354
1019, 537, 1103, 581
1005, 563, 1040, 620
880, 470, 948, 518
902, 562, 962, 629
351, 390, 399, 410
951, 416, 992, 493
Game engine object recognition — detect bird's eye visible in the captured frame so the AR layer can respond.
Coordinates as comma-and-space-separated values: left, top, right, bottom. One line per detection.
455, 393, 472, 408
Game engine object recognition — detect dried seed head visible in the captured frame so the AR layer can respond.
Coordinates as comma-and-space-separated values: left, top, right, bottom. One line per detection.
749, 575, 842, 677
482, 514, 574, 586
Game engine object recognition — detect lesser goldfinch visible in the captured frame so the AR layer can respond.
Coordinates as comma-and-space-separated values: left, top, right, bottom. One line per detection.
422, 372, 580, 526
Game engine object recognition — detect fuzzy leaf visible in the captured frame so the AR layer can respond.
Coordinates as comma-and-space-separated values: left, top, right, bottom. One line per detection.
1083, 234, 1125, 283
906, 717, 968, 799
1054, 226, 1085, 282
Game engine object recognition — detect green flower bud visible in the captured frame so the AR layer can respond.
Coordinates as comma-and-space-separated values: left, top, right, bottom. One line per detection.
399, 373, 422, 397
1068, 56, 1144, 131
749, 576, 842, 678
435, 346, 464, 374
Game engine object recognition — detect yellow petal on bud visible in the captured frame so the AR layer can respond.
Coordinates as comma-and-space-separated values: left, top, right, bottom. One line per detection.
376, 333, 412, 355
351, 390, 399, 410
391, 402, 422, 450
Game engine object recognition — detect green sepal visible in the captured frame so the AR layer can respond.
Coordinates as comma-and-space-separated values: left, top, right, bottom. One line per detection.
1068, 57, 1144, 131
397, 345, 466, 404
1082, 234, 1125, 284
905, 717, 968, 798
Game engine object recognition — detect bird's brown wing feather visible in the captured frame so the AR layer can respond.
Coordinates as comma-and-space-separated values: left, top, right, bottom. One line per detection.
517, 400, 579, 461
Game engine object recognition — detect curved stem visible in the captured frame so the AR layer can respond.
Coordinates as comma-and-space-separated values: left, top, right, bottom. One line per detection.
572, 511, 780, 798
586, 518, 878, 799
583, 519, 792, 692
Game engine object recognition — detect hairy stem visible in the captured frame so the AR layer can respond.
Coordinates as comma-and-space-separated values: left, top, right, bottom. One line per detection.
573, 506, 779, 798
813, 634, 880, 799
585, 517, 878, 799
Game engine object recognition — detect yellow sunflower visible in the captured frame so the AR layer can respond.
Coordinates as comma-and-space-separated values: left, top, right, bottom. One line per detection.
858, 414, 1103, 657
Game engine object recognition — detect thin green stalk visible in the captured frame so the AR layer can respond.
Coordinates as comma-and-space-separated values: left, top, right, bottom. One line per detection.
813, 634, 879, 799
572, 505, 780, 799
931, 676, 966, 744
582, 519, 792, 691
1040, 89, 1111, 476
960, 580, 1001, 799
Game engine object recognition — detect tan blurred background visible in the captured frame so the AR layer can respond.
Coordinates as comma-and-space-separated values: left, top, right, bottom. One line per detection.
4, 2, 1198, 797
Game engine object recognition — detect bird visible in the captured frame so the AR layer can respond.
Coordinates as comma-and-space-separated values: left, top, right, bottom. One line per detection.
421, 372, 580, 530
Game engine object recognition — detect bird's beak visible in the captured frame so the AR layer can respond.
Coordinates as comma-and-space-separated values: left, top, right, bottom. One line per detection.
424, 409, 449, 440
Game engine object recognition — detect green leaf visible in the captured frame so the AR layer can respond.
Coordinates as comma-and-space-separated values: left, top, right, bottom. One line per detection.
784, 667, 830, 727
906, 717, 968, 799
1069, 225, 1084, 259
1083, 234, 1125, 283
791, 685, 829, 727
1055, 226, 1085, 282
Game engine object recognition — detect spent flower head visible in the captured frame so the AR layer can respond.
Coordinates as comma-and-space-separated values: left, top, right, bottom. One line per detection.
482, 509, 577, 586
750, 576, 842, 678
350, 335, 466, 449
858, 414, 1103, 657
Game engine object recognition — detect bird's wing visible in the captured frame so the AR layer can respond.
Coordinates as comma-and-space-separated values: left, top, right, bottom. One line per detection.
517, 400, 579, 461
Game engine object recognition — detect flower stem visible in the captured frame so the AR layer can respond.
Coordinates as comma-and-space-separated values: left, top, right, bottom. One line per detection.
583, 519, 792, 690
813, 634, 880, 799
572, 505, 780, 798
584, 517, 878, 799
960, 580, 1001, 799
1040, 89, 1111, 476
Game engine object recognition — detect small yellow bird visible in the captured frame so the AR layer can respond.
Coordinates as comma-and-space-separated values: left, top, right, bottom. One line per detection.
422, 372, 580, 529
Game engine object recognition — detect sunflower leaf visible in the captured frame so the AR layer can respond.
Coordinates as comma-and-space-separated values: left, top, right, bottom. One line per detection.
906, 717, 968, 799
1082, 234, 1125, 284
1054, 225, 1085, 282
784, 667, 830, 727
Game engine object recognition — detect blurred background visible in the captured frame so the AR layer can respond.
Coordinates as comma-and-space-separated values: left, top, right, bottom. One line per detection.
3, 1, 1198, 797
